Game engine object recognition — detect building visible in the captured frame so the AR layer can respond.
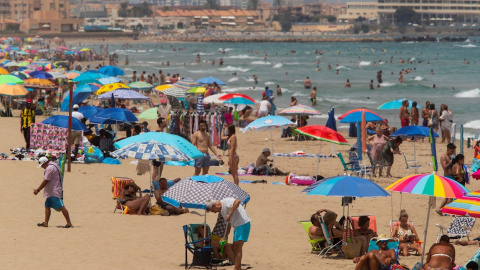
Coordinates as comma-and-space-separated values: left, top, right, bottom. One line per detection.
70, 3, 108, 18
321, 2, 347, 17
338, 2, 377, 22
284, 0, 324, 7
155, 9, 261, 29
291, 4, 322, 18
0, 0, 10, 30
377, 0, 480, 23
10, 0, 83, 33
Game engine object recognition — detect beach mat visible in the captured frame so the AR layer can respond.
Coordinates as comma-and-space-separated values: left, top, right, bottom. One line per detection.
215, 172, 274, 177
239, 180, 268, 184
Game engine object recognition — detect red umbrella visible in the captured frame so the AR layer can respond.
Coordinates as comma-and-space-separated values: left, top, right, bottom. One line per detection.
337, 108, 384, 121
296, 125, 349, 145
219, 93, 255, 102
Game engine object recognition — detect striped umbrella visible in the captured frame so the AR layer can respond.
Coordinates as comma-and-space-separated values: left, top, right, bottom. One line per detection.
155, 85, 172, 91
111, 140, 192, 162
162, 87, 186, 98
129, 81, 153, 89
162, 175, 250, 209
279, 104, 321, 116
173, 79, 202, 90
187, 87, 206, 94
442, 195, 480, 218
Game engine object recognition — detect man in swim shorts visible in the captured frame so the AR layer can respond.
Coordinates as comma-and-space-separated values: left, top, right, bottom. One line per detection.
354, 236, 396, 270
304, 77, 311, 89
422, 101, 431, 127
192, 120, 221, 175
399, 100, 411, 127
310, 87, 317, 106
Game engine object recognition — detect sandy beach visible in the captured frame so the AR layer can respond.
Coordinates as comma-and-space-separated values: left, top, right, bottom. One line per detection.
0, 111, 478, 269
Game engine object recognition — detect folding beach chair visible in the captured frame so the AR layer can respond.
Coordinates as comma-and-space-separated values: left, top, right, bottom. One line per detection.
349, 152, 372, 178
403, 153, 422, 175
297, 221, 325, 253
367, 237, 401, 254
436, 216, 476, 242
317, 215, 343, 258
183, 223, 224, 269
337, 152, 355, 173
111, 176, 135, 213
351, 215, 377, 234
366, 152, 384, 176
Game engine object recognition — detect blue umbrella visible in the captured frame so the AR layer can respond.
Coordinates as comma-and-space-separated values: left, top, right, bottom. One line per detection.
339, 111, 384, 123
98, 65, 125, 77
326, 107, 337, 131
97, 89, 149, 100
29, 70, 53, 79
61, 92, 90, 112
78, 106, 103, 119
392, 126, 439, 162
98, 76, 122, 85
243, 115, 294, 132
89, 107, 138, 124
162, 175, 250, 209
65, 51, 74, 55
72, 71, 108, 83
302, 175, 390, 198
111, 140, 192, 161
197, 77, 226, 85
42, 115, 87, 131
378, 99, 421, 110
74, 83, 99, 93
114, 132, 203, 159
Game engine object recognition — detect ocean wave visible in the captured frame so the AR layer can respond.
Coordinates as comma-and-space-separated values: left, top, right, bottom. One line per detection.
228, 77, 239, 83
292, 92, 309, 97
321, 97, 376, 105
294, 80, 303, 82
222, 87, 255, 92
265, 81, 275, 85
284, 62, 302, 65
244, 77, 255, 82
358, 61, 371, 66
337, 65, 351, 70
188, 69, 211, 74
218, 66, 250, 73
227, 54, 258, 59
380, 82, 396, 87
219, 48, 234, 52
454, 88, 480, 98
454, 44, 477, 48
413, 76, 424, 81
198, 52, 215, 55
251, 61, 271, 65
464, 120, 480, 129
273, 63, 283, 68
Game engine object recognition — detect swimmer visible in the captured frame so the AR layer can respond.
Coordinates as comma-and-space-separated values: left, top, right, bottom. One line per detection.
345, 79, 351, 88
336, 69, 339, 75
431, 69, 434, 75
369, 80, 374, 90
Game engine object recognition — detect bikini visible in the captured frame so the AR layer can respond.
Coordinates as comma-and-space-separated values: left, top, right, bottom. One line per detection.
425, 254, 453, 270
227, 137, 239, 159
397, 225, 414, 247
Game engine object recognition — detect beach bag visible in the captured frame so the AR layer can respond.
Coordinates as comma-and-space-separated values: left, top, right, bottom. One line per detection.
342, 217, 361, 258
427, 112, 434, 127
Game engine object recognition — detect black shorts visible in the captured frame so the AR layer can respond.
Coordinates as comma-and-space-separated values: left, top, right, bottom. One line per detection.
152, 160, 164, 167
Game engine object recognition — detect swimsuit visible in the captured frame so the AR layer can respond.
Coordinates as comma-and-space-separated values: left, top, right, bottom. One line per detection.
431, 254, 453, 262
401, 118, 410, 127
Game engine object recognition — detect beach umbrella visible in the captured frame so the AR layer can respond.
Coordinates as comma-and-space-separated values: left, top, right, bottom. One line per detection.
23, 78, 55, 89
203, 93, 227, 104
72, 72, 108, 83
219, 93, 255, 103
10, 71, 29, 79
222, 97, 255, 105
392, 126, 439, 162
378, 99, 421, 110
279, 104, 321, 116
0, 83, 28, 97
64, 51, 74, 55
326, 107, 337, 131
42, 115, 87, 131
17, 61, 31, 67
128, 81, 153, 90
162, 175, 250, 209
114, 132, 203, 160
65, 72, 80, 80
197, 77, 226, 85
111, 140, 192, 162
98, 76, 122, 85
48, 72, 66, 80
162, 87, 186, 98
96, 83, 129, 95
296, 125, 348, 145
303, 175, 390, 197
89, 108, 138, 124
0, 68, 8, 75
97, 89, 149, 100
0, 75, 25, 84
3, 61, 19, 67
138, 107, 159, 119
155, 85, 172, 91
29, 70, 53, 79
386, 173, 470, 265
187, 87, 206, 94
98, 65, 125, 77
80, 48, 90, 52
55, 46, 70, 51
173, 79, 202, 90
338, 108, 384, 123
17, 51, 29, 55
61, 92, 90, 112
78, 106, 103, 119
74, 83, 99, 93
44, 63, 54, 70
442, 194, 480, 218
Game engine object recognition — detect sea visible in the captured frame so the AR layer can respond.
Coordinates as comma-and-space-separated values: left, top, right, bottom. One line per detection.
80, 40, 480, 138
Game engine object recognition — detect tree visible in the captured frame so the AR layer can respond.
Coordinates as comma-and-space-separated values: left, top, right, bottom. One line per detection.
273, 0, 282, 9
394, 7, 420, 26
136, 23, 143, 30
118, 2, 130, 18
326, 15, 336, 23
177, 22, 184, 29
204, 0, 219, 9
355, 16, 366, 23
248, 0, 259, 10
278, 9, 293, 32
361, 24, 369, 33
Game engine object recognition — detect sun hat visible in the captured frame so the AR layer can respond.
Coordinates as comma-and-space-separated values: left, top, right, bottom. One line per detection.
262, 148, 270, 153
73, 104, 79, 109
37, 156, 49, 168
376, 234, 391, 243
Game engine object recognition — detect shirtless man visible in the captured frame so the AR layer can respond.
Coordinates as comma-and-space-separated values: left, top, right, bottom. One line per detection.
437, 143, 456, 216
192, 120, 221, 176
424, 235, 455, 270
411, 101, 419, 126
399, 100, 410, 127
354, 237, 397, 270
369, 80, 374, 90
255, 148, 287, 175
310, 87, 317, 106
422, 101, 431, 127
154, 178, 189, 215
304, 77, 311, 89
345, 79, 351, 88
253, 74, 258, 85
159, 70, 165, 85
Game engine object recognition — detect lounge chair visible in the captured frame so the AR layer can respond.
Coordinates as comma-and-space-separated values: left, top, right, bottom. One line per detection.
183, 223, 225, 269
436, 216, 476, 242
337, 152, 355, 173
297, 221, 325, 253
351, 215, 377, 234
111, 176, 135, 213
317, 215, 343, 258
403, 152, 422, 175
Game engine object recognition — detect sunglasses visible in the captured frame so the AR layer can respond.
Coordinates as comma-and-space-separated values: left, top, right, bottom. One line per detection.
377, 240, 389, 243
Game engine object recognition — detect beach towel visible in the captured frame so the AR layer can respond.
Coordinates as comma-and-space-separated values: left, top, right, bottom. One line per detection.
215, 172, 274, 177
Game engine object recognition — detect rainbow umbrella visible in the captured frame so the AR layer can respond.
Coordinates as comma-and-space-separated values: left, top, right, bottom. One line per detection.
222, 97, 254, 105
278, 104, 321, 116
219, 93, 254, 103
173, 79, 202, 90
442, 195, 480, 218
387, 173, 469, 265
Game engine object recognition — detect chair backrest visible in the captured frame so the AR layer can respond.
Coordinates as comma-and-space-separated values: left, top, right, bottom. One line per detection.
298, 221, 315, 241
403, 153, 410, 169
447, 216, 476, 235
366, 152, 374, 166
184, 223, 212, 249
351, 215, 378, 234
111, 176, 134, 199
350, 154, 362, 171
337, 152, 349, 171
368, 238, 400, 252
318, 215, 334, 246
390, 220, 414, 234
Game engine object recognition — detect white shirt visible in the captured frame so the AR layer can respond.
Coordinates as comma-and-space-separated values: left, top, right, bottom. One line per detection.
259, 100, 270, 112
72, 111, 85, 121
220, 198, 250, 228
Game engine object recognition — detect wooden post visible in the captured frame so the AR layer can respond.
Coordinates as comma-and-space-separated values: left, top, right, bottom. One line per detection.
66, 82, 73, 172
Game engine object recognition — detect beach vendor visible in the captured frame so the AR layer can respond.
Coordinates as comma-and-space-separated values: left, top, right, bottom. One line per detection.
33, 157, 73, 228
21, 99, 35, 150
207, 198, 250, 270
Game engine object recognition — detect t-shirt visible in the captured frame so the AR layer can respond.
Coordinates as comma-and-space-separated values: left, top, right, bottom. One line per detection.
220, 198, 250, 228
259, 100, 270, 112
43, 162, 63, 199
21, 108, 35, 128
72, 111, 85, 121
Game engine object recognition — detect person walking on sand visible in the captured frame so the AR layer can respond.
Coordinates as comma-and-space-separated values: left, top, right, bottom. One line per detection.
192, 120, 222, 176
20, 99, 35, 150
437, 143, 456, 216
34, 157, 73, 228
207, 198, 250, 270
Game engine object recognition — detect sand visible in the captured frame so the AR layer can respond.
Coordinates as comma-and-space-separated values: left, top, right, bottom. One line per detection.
1, 113, 478, 270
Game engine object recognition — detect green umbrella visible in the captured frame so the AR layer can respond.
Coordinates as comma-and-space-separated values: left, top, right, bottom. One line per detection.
138, 107, 158, 119
17, 61, 30, 67
0, 75, 25, 84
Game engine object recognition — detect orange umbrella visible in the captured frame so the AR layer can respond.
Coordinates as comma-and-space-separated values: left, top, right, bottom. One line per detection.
65, 72, 80, 80
24, 78, 56, 89
0, 68, 8, 75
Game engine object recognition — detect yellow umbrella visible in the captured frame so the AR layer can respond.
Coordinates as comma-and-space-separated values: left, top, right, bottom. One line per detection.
187, 87, 206, 94
0, 83, 28, 96
0, 68, 8, 75
96, 83, 129, 95
24, 78, 56, 88
155, 85, 173, 91
80, 48, 90, 52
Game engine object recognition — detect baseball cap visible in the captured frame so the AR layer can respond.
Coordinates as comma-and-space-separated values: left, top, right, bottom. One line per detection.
262, 148, 270, 153
73, 104, 79, 109
37, 157, 49, 168
26, 99, 32, 103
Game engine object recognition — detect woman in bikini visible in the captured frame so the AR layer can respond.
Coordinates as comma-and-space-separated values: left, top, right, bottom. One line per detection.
222, 124, 239, 185
391, 210, 422, 256
425, 235, 455, 270
120, 183, 150, 215
453, 154, 466, 186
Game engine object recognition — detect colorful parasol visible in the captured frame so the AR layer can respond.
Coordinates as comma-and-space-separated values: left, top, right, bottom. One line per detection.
0, 68, 8, 75
442, 194, 480, 218
223, 97, 255, 105
0, 83, 28, 96
219, 93, 255, 102
155, 85, 172, 91
296, 125, 349, 145
128, 81, 153, 89
23, 78, 56, 88
0, 75, 25, 84
162, 87, 186, 98
386, 174, 470, 198
187, 87, 206, 94
338, 108, 384, 123
278, 104, 321, 116
96, 83, 129, 95
173, 79, 202, 90
65, 72, 80, 80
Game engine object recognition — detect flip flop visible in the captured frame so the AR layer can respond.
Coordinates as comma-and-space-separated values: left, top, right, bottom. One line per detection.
63, 224, 73, 228
37, 222, 47, 227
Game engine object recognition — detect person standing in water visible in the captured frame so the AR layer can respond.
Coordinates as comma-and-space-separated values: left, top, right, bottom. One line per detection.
310, 87, 317, 106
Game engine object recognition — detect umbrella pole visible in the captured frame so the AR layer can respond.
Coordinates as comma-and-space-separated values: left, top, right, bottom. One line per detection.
420, 199, 432, 266
315, 142, 321, 179
270, 129, 275, 168
390, 191, 394, 222
149, 160, 153, 206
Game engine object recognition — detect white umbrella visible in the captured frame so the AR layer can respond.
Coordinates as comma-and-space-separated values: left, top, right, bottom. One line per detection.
203, 93, 227, 104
